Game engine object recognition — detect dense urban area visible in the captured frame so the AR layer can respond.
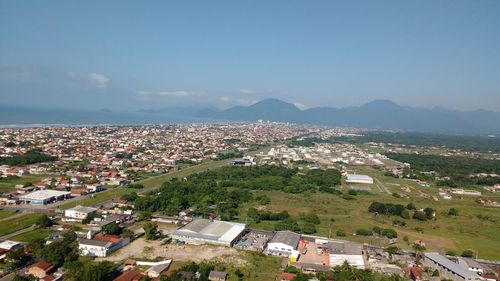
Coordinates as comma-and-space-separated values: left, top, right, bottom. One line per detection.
0, 123, 499, 281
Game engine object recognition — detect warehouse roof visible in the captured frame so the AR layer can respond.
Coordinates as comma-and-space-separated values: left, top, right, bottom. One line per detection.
425, 252, 479, 279
18, 190, 70, 201
173, 219, 246, 244
269, 231, 301, 248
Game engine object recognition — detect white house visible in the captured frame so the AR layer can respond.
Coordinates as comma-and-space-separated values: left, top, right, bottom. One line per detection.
64, 205, 97, 221
266, 231, 301, 257
78, 234, 129, 257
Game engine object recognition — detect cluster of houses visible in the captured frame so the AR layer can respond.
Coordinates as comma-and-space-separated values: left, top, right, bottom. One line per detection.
0, 175, 110, 206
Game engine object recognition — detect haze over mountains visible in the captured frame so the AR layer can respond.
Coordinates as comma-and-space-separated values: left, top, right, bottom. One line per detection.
1, 99, 499, 135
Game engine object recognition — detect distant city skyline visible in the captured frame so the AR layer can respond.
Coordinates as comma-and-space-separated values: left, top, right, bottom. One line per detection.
1, 1, 500, 111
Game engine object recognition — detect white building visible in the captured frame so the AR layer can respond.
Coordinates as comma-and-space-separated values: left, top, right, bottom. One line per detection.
458, 258, 484, 275
171, 219, 246, 247
266, 231, 301, 257
0, 240, 23, 251
346, 174, 374, 184
78, 234, 129, 257
325, 241, 365, 269
18, 190, 70, 205
64, 205, 98, 221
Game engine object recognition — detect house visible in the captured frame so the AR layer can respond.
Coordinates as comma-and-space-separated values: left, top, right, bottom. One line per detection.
410, 266, 424, 281
280, 272, 297, 281
423, 252, 483, 281
64, 205, 97, 221
113, 271, 144, 281
146, 262, 171, 278
208, 270, 228, 281
78, 234, 129, 257
266, 231, 301, 257
0, 240, 23, 251
26, 261, 55, 279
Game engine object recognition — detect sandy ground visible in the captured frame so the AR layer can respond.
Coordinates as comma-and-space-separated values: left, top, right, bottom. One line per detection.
99, 237, 248, 265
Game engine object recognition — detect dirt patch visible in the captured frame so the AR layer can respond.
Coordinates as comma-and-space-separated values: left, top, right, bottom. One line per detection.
99, 238, 248, 266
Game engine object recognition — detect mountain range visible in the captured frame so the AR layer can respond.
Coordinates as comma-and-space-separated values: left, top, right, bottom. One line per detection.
1, 99, 499, 135
198, 98, 500, 135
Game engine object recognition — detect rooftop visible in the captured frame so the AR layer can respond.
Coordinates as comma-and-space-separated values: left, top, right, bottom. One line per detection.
18, 190, 70, 201
425, 252, 480, 279
173, 218, 246, 243
269, 231, 301, 248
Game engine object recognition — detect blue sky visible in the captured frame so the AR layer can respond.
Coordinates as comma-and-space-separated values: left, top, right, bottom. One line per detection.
1, 0, 499, 111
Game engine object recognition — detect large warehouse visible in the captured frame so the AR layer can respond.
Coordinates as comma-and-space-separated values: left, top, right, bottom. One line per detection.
18, 190, 71, 205
171, 219, 246, 246
346, 174, 374, 184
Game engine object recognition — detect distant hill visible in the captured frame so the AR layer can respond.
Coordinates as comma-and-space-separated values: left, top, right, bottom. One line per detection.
198, 98, 500, 135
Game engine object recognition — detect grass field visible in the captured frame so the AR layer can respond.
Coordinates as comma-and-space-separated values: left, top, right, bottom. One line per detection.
0, 213, 42, 237
0, 209, 17, 220
235, 165, 500, 260
0, 174, 55, 192
10, 229, 52, 242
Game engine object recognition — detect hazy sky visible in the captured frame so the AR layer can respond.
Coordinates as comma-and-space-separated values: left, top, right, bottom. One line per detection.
1, 1, 499, 111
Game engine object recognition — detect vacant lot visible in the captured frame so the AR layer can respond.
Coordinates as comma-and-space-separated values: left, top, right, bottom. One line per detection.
101, 238, 248, 266
0, 174, 54, 193
0, 213, 41, 237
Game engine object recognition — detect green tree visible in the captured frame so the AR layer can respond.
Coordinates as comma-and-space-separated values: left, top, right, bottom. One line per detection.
143, 222, 158, 240
412, 211, 427, 221
301, 212, 321, 225
400, 210, 410, 219
461, 250, 474, 258
6, 248, 31, 268
432, 269, 440, 277
301, 223, 317, 234
336, 230, 346, 236
447, 208, 459, 216
36, 214, 53, 228
101, 223, 123, 235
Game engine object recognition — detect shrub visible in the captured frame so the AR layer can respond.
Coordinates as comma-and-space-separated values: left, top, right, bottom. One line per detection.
461, 250, 474, 258
336, 230, 346, 237
355, 229, 373, 236
447, 208, 459, 216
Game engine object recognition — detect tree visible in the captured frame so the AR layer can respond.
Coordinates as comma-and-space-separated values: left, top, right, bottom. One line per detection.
432, 269, 440, 277
301, 223, 317, 234
382, 228, 398, 239
6, 248, 31, 268
275, 218, 301, 232
355, 229, 373, 236
301, 212, 320, 225
406, 203, 416, 210
386, 246, 400, 255
13, 275, 36, 281
101, 223, 123, 235
412, 211, 427, 221
143, 222, 158, 240
400, 210, 410, 219
447, 208, 459, 216
36, 214, 53, 228
445, 250, 456, 256
82, 211, 99, 224
423, 208, 435, 220
461, 250, 474, 258
372, 226, 382, 234
336, 230, 346, 236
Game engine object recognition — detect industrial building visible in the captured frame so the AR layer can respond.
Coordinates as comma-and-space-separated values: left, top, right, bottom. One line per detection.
265, 230, 301, 258
324, 241, 365, 269
346, 174, 374, 184
171, 219, 246, 247
18, 190, 71, 205
64, 205, 98, 221
423, 252, 483, 281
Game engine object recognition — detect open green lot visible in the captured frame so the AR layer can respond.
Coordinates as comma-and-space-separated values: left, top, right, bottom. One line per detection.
0, 174, 55, 192
0, 213, 42, 237
235, 165, 500, 260
0, 209, 17, 220
10, 228, 52, 242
